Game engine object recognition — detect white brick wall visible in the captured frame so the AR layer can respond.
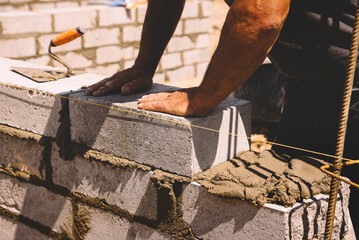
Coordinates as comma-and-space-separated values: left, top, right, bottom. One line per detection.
183, 48, 210, 65
84, 28, 120, 48
53, 51, 93, 68
182, 1, 199, 18
161, 52, 182, 70
98, 6, 136, 26
167, 36, 195, 52
25, 55, 51, 66
0, 11, 52, 35
0, 0, 212, 83
200, 1, 213, 17
96, 45, 122, 64
153, 72, 165, 83
196, 62, 208, 77
196, 33, 210, 48
124, 59, 135, 69
122, 25, 142, 42
30, 2, 56, 10
121, 46, 135, 59
86, 63, 120, 77
41, 7, 97, 32
0, 5, 30, 12
174, 20, 183, 36
55, 1, 80, 8
185, 18, 211, 34
166, 65, 195, 81
136, 4, 147, 24
0, 37, 36, 58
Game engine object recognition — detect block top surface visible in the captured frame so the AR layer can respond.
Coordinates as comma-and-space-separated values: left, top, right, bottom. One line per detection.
69, 83, 250, 123
0, 57, 104, 95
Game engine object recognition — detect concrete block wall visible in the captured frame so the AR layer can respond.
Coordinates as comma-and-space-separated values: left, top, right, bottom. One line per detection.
0, 124, 353, 239
0, 0, 212, 82
0, 57, 355, 239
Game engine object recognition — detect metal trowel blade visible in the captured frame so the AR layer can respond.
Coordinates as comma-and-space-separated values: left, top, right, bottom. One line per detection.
11, 67, 83, 83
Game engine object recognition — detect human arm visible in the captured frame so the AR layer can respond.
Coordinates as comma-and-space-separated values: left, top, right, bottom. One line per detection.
85, 0, 185, 96
138, 0, 291, 116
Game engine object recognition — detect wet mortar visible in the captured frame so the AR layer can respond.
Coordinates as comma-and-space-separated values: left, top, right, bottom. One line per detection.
194, 150, 331, 207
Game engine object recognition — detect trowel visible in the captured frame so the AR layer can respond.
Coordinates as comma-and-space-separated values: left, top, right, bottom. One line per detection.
11, 27, 86, 83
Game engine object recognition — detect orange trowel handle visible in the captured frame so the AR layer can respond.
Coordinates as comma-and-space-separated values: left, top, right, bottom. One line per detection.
50, 27, 86, 47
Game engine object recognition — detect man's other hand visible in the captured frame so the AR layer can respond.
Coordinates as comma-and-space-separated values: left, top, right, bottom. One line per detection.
138, 87, 208, 117
85, 66, 153, 97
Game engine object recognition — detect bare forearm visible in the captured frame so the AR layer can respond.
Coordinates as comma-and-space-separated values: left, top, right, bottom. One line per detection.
193, 0, 290, 114
134, 0, 185, 75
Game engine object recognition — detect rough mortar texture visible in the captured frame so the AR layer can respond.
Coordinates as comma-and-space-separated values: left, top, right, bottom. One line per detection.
51, 143, 158, 220
0, 215, 51, 240
0, 173, 73, 235
79, 204, 172, 240
181, 180, 350, 240
0, 124, 47, 179
194, 151, 332, 206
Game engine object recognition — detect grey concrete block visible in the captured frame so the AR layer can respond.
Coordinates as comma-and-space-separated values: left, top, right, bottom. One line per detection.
0, 173, 73, 234
0, 57, 105, 137
0, 215, 51, 240
0, 81, 62, 138
181, 182, 351, 240
69, 84, 251, 177
51, 143, 157, 220
80, 204, 172, 240
0, 125, 46, 179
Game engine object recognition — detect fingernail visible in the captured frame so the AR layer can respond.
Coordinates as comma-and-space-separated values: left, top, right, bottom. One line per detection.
138, 103, 143, 108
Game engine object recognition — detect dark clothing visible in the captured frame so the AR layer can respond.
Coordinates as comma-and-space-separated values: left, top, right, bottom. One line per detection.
270, 0, 358, 85
225, 0, 358, 86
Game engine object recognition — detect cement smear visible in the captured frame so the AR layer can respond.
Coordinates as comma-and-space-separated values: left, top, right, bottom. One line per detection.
194, 150, 331, 207
0, 124, 42, 142
150, 170, 197, 240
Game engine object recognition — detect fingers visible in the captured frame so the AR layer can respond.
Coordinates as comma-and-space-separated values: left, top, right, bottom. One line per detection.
138, 91, 196, 116
138, 93, 170, 113
86, 71, 125, 96
85, 78, 109, 96
92, 79, 115, 96
85, 69, 153, 97
121, 78, 153, 95
85, 75, 123, 96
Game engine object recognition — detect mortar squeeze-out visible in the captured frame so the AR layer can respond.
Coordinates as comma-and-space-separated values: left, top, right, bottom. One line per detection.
194, 150, 331, 207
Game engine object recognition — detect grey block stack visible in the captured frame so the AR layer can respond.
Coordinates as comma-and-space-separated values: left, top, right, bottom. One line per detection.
69, 85, 251, 177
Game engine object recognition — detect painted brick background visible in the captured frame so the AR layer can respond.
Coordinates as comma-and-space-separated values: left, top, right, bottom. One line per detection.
0, 0, 212, 82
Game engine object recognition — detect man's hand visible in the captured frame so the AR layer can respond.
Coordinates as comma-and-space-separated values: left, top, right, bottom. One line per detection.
85, 66, 153, 97
138, 87, 209, 117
